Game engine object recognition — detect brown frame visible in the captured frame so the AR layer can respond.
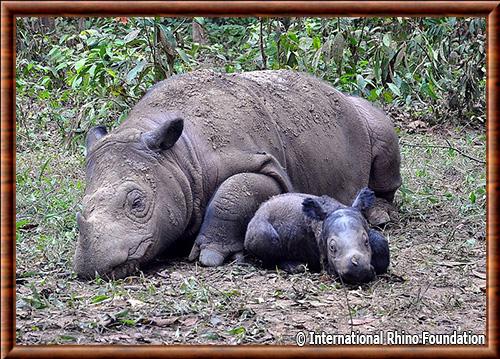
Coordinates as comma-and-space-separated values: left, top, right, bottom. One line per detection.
1, 1, 498, 358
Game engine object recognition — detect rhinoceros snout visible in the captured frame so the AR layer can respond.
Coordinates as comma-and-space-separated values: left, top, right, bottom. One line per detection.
73, 231, 130, 279
73, 248, 129, 280
338, 260, 376, 284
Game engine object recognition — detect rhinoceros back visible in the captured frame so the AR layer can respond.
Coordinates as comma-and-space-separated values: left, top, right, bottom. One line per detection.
124, 70, 374, 204
237, 70, 372, 203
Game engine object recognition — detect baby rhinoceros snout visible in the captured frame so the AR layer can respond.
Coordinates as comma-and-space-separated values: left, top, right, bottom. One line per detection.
338, 253, 376, 284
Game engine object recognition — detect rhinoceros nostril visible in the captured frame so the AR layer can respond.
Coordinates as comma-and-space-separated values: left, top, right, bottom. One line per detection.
351, 255, 359, 266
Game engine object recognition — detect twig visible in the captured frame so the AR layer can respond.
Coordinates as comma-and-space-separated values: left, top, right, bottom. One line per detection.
338, 275, 354, 332
351, 17, 367, 68
141, 19, 153, 63
142, 19, 161, 80
400, 140, 485, 164
259, 18, 267, 69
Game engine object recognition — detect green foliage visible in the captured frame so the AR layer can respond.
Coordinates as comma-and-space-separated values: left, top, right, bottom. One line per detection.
180, 276, 211, 304
16, 16, 485, 153
24, 283, 48, 309
227, 325, 246, 338
90, 294, 110, 304
398, 133, 486, 219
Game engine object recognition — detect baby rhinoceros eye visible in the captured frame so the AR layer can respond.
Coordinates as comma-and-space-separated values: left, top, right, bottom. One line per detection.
363, 233, 369, 247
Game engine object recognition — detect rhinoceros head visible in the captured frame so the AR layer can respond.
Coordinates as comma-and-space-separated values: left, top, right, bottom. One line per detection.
303, 188, 378, 284
74, 113, 190, 279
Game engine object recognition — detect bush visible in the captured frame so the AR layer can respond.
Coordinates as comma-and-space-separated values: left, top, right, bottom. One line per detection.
16, 16, 485, 151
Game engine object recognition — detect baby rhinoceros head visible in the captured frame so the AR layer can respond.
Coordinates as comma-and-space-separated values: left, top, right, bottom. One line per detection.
303, 188, 385, 284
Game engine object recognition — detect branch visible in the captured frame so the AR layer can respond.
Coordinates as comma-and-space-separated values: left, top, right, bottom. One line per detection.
141, 19, 157, 73
400, 140, 485, 164
259, 17, 267, 70
351, 17, 367, 68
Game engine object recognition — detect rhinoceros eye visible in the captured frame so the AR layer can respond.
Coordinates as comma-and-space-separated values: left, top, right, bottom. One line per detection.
132, 198, 143, 210
126, 189, 146, 215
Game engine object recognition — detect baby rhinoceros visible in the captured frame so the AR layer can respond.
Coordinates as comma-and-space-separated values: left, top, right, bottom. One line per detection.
244, 188, 389, 284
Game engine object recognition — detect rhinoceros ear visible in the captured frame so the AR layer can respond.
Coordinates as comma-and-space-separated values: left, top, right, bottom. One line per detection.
351, 187, 375, 211
142, 115, 184, 152
302, 198, 327, 221
86, 126, 108, 153
368, 229, 390, 274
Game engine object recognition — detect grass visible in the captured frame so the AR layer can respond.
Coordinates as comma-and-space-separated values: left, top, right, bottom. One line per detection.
16, 136, 84, 277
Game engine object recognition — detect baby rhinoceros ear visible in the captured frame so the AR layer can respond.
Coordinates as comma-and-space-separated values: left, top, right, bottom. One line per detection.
351, 187, 375, 211
302, 198, 327, 221
142, 113, 184, 152
368, 229, 390, 274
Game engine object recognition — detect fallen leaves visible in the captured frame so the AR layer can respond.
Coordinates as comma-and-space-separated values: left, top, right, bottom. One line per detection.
407, 120, 428, 132
472, 269, 486, 280
180, 316, 199, 327
350, 317, 376, 326
147, 316, 179, 327
127, 298, 146, 308
437, 260, 475, 268
15, 249, 486, 345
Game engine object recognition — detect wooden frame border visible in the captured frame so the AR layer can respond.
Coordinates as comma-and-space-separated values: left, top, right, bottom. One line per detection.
1, 1, 498, 358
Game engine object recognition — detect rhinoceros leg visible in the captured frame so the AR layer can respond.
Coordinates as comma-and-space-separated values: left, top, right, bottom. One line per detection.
188, 173, 283, 267
367, 137, 402, 226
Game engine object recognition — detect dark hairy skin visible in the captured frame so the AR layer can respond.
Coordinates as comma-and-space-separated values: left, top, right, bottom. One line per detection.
245, 188, 390, 284
74, 70, 401, 279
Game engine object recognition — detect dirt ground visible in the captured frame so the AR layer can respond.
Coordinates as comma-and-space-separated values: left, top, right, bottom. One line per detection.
15, 118, 486, 345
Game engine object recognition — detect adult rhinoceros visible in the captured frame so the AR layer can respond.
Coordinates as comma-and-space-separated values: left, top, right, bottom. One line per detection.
74, 70, 401, 279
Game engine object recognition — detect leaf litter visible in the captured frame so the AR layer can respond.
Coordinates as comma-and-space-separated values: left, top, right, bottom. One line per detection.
16, 129, 486, 344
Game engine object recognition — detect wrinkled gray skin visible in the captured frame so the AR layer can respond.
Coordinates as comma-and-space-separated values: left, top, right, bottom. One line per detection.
303, 188, 390, 283
74, 70, 401, 279
244, 188, 389, 284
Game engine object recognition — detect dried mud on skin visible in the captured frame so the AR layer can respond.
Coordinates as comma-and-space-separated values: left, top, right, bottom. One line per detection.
15, 131, 486, 345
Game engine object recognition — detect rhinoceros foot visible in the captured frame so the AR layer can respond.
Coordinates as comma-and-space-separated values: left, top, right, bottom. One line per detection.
199, 248, 225, 267
365, 198, 398, 227
366, 207, 391, 226
188, 235, 226, 266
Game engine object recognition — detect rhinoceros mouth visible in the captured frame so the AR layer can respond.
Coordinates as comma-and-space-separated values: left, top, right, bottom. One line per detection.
108, 260, 140, 279
103, 237, 154, 279
128, 237, 154, 260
